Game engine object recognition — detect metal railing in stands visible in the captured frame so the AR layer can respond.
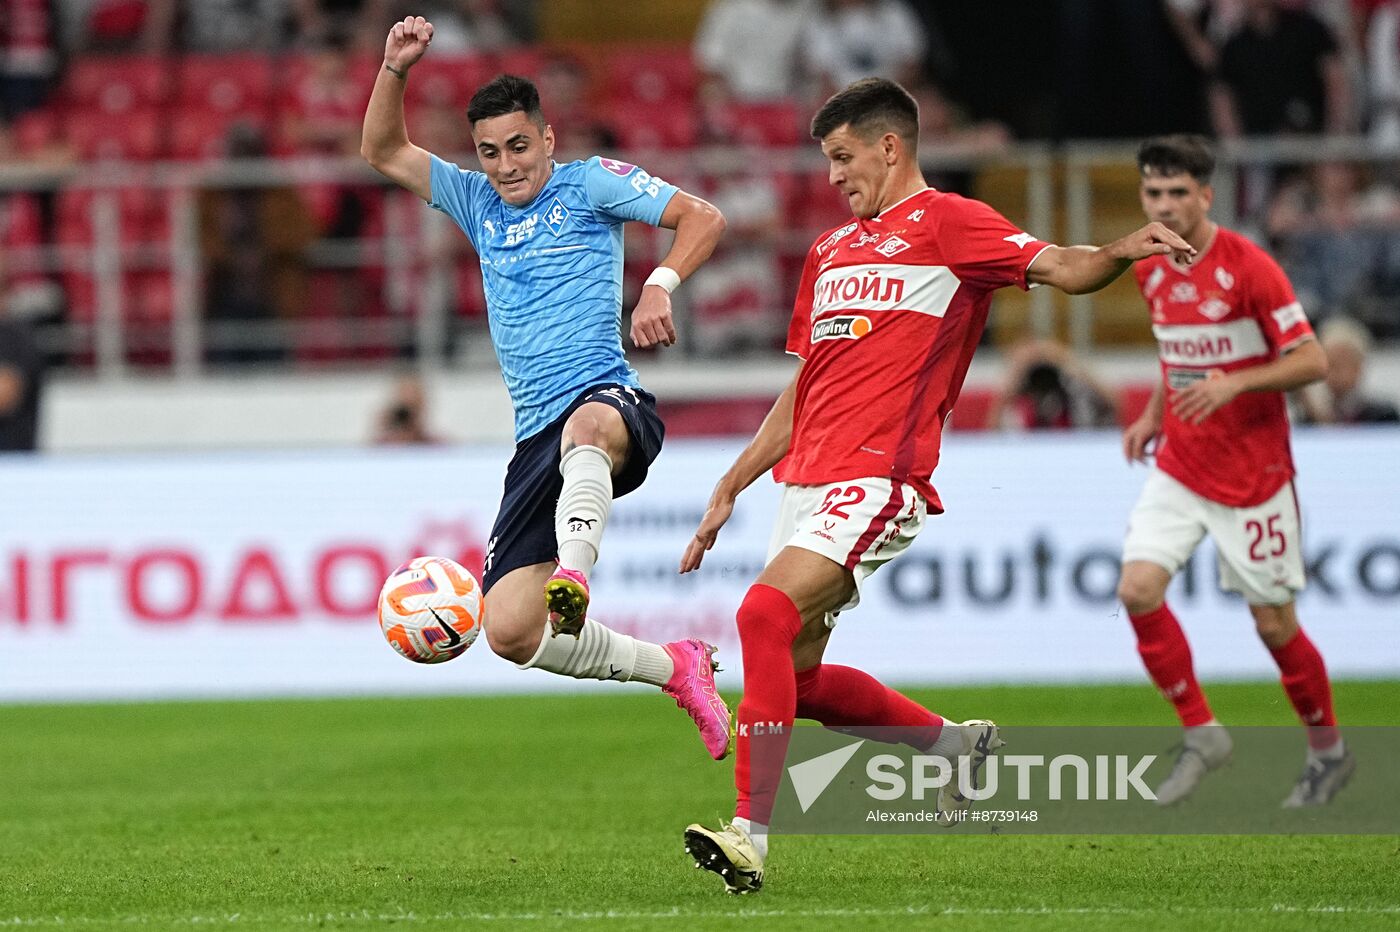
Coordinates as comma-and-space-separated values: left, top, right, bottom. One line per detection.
3, 137, 1394, 379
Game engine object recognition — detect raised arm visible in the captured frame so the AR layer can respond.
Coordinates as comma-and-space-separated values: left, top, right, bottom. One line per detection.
629, 190, 726, 349
1027, 222, 1196, 295
361, 16, 435, 202
679, 361, 801, 573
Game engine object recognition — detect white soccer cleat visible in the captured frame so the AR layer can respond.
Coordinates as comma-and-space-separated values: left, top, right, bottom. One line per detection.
934, 719, 1005, 826
683, 821, 764, 894
1155, 724, 1232, 806
1282, 749, 1356, 808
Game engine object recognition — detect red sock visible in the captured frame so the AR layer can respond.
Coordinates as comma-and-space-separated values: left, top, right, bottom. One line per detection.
795, 664, 944, 749
733, 584, 803, 824
1269, 628, 1339, 750
1129, 603, 1213, 727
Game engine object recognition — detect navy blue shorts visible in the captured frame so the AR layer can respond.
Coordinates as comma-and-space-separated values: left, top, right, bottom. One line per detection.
482, 383, 664, 593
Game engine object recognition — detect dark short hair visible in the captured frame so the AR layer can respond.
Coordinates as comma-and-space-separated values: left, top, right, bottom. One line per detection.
810, 78, 919, 152
467, 74, 546, 129
1137, 134, 1215, 183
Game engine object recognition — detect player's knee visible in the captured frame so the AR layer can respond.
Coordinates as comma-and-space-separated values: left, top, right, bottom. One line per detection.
736, 583, 802, 648
1251, 606, 1298, 648
1118, 572, 1165, 616
484, 608, 544, 664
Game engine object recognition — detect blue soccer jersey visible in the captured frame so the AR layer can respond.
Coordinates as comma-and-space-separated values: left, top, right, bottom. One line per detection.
428, 155, 679, 440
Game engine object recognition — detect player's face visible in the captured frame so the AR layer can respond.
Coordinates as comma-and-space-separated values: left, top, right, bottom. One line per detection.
1139, 171, 1213, 240
821, 125, 896, 220
471, 111, 556, 206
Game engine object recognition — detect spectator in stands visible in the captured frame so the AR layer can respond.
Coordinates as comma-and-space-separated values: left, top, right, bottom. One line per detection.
985, 338, 1120, 431
534, 50, 616, 155
1, 0, 60, 120
800, 0, 927, 96
391, 0, 518, 55
182, 0, 293, 52
293, 0, 390, 52
0, 253, 46, 451
1366, 1, 1400, 146
694, 0, 816, 103
1298, 316, 1400, 423
53, 0, 172, 53
1211, 0, 1352, 137
197, 122, 316, 363
373, 375, 440, 444
1266, 161, 1400, 326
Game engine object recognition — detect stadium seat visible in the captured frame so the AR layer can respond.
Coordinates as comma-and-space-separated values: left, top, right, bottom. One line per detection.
176, 55, 274, 113
11, 106, 63, 156
63, 107, 164, 161
403, 54, 497, 109
62, 55, 171, 114
725, 102, 804, 147
603, 98, 697, 149
601, 46, 697, 106
168, 106, 270, 161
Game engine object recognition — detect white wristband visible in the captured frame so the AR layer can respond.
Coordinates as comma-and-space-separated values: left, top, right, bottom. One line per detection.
644, 267, 681, 294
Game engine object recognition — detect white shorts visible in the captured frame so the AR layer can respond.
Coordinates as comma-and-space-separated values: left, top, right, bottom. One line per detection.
1123, 468, 1305, 606
768, 477, 927, 622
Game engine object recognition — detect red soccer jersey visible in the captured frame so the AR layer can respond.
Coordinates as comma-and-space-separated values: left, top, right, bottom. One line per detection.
774, 188, 1052, 513
1134, 226, 1314, 507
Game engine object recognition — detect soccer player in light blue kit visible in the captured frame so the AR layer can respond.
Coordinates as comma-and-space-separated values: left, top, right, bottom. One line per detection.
362, 16, 733, 758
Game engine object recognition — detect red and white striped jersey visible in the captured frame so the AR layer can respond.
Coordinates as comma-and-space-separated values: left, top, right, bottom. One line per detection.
775, 187, 1051, 513
1134, 226, 1313, 507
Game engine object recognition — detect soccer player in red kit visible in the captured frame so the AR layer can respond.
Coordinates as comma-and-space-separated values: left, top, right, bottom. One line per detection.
676, 79, 1197, 895
1118, 135, 1350, 808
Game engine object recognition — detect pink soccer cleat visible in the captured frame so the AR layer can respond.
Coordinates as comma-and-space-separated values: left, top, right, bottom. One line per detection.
544, 566, 591, 638
663, 639, 733, 760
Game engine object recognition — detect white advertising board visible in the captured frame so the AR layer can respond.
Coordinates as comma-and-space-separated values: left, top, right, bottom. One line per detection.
0, 431, 1395, 702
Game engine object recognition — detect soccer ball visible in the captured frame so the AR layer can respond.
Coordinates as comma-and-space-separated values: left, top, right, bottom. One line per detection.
377, 556, 483, 664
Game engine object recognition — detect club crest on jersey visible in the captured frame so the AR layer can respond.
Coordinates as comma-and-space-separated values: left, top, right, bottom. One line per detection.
543, 196, 571, 236
599, 158, 636, 177
812, 315, 873, 342
874, 235, 911, 258
1170, 281, 1199, 303
1198, 297, 1231, 321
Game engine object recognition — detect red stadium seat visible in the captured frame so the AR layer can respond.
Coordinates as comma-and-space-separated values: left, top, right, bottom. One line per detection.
603, 99, 696, 149
403, 55, 497, 109
63, 55, 171, 114
12, 106, 63, 156
602, 46, 697, 106
176, 55, 274, 113
168, 106, 269, 161
726, 102, 804, 147
63, 107, 164, 161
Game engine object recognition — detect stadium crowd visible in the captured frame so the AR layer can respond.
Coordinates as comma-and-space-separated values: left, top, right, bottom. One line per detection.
0, 0, 1398, 410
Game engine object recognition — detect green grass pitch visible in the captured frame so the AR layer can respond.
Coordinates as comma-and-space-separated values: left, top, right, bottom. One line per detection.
2, 681, 1397, 930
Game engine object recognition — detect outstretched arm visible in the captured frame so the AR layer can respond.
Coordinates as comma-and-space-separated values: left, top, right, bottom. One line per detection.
629, 191, 726, 349
361, 16, 435, 202
679, 362, 801, 573
1027, 222, 1196, 295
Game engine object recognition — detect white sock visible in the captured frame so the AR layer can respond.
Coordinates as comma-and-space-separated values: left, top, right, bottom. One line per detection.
1308, 737, 1345, 764
556, 445, 613, 576
517, 617, 673, 686
731, 817, 769, 859
926, 720, 964, 758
